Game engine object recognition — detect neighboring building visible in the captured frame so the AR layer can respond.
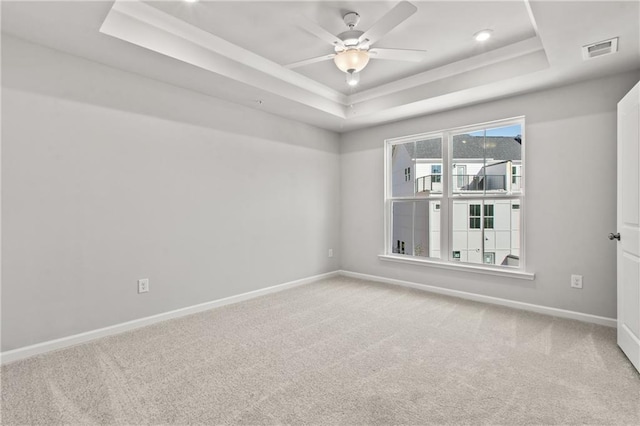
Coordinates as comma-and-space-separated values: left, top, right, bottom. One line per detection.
430, 199, 521, 264
391, 134, 522, 266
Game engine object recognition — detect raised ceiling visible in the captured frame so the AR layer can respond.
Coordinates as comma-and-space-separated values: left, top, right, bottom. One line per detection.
2, 1, 639, 132
145, 0, 538, 92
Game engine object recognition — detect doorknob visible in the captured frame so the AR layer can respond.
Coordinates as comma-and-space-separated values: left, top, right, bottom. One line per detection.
608, 232, 621, 241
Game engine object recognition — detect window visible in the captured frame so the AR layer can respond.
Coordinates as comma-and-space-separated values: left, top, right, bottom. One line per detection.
431, 164, 442, 183
484, 252, 495, 265
469, 204, 481, 229
385, 117, 524, 271
454, 165, 467, 190
484, 204, 494, 229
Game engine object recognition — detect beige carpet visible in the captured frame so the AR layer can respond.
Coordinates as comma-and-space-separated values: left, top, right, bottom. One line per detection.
2, 276, 639, 425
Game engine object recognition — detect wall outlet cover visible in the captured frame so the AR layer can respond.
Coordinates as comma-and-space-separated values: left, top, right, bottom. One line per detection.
138, 278, 149, 293
571, 274, 583, 289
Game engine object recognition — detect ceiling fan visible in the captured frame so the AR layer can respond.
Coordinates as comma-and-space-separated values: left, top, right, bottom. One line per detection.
285, 1, 428, 86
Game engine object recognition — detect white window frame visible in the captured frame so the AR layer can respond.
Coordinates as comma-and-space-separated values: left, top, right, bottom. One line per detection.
380, 116, 534, 280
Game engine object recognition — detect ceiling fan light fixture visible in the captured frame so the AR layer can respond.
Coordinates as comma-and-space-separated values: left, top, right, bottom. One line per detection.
334, 49, 370, 73
474, 29, 493, 42
346, 70, 360, 86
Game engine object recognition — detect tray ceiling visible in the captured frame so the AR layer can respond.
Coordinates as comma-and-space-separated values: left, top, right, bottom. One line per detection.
2, 1, 639, 132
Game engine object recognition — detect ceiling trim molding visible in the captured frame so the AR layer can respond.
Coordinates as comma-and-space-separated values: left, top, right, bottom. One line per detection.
98, 0, 553, 127
346, 50, 550, 122
100, 0, 349, 117
523, 0, 540, 37
348, 36, 546, 105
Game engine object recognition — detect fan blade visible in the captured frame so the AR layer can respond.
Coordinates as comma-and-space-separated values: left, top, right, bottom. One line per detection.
284, 54, 336, 69
299, 17, 345, 48
368, 48, 428, 62
358, 1, 417, 46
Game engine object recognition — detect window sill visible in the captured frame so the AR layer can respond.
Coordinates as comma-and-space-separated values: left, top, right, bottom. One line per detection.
378, 254, 535, 280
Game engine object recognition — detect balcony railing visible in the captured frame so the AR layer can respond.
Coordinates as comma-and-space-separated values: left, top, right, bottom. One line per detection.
455, 174, 504, 191
416, 174, 521, 193
416, 175, 442, 193
453, 174, 521, 192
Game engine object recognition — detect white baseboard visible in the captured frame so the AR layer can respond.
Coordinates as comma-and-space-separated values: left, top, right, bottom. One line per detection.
339, 270, 617, 328
2, 269, 616, 365
0, 271, 340, 365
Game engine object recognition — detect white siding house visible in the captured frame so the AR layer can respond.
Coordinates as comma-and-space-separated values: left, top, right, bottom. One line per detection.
391, 134, 522, 265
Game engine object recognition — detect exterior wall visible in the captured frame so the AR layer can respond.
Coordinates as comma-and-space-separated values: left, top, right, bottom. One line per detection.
429, 201, 441, 258
427, 199, 520, 265
391, 144, 414, 197
451, 199, 520, 265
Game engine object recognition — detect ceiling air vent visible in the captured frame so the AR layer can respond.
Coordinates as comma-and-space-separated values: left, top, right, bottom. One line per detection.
582, 38, 618, 60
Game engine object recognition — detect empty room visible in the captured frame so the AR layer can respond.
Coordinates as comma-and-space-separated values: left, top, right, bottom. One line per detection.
1, 0, 639, 424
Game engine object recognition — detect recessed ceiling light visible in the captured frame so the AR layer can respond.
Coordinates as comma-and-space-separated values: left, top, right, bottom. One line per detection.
474, 30, 493, 42
184, 0, 199, 3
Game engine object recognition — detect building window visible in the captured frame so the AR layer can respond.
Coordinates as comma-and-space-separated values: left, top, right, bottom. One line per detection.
484, 252, 496, 265
385, 117, 524, 270
404, 167, 411, 182
484, 204, 494, 229
431, 164, 442, 183
469, 204, 481, 229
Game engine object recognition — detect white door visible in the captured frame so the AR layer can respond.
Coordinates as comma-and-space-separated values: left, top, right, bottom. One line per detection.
616, 81, 640, 373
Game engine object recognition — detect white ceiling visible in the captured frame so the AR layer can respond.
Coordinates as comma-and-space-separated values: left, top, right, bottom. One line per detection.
2, 1, 639, 133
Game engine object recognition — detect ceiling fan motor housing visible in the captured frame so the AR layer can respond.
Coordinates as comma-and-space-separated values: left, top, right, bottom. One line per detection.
343, 12, 360, 29
335, 30, 366, 51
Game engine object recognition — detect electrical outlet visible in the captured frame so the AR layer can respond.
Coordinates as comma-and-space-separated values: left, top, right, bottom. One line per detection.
571, 274, 583, 289
138, 278, 149, 294
328, 249, 333, 258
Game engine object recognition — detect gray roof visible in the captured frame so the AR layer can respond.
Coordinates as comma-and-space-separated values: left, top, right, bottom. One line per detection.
401, 135, 521, 161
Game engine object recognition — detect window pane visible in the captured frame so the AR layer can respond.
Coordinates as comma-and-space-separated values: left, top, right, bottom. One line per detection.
414, 137, 443, 196
392, 202, 412, 254
392, 142, 416, 197
392, 201, 440, 259
452, 124, 522, 195
452, 199, 519, 266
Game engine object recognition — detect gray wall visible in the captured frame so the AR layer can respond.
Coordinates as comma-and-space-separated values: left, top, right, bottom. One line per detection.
3, 34, 638, 353
1, 37, 341, 352
340, 71, 639, 320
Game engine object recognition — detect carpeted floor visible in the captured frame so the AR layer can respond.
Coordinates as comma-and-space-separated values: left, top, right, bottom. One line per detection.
2, 276, 639, 425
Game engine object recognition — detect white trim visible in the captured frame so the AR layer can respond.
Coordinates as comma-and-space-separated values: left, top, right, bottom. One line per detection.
348, 38, 543, 104
378, 254, 535, 280
0, 271, 340, 365
339, 270, 616, 327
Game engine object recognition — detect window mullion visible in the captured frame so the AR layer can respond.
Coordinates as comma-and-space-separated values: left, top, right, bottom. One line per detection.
442, 131, 451, 261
